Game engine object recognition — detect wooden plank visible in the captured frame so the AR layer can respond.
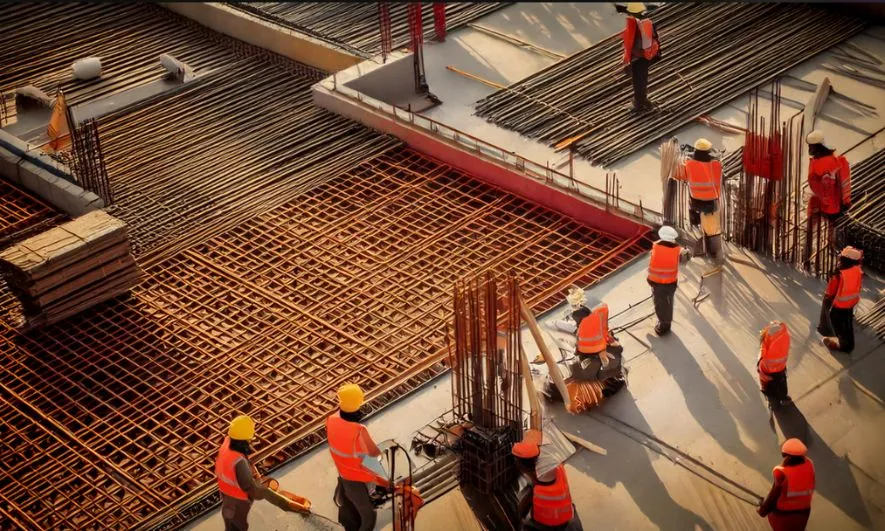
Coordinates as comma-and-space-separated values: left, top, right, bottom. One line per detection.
20, 242, 133, 295
29, 255, 137, 307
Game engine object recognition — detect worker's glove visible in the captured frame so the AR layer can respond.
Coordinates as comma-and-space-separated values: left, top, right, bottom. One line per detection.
679, 248, 693, 263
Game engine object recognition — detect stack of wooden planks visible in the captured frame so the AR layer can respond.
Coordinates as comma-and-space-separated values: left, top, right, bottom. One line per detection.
0, 210, 141, 328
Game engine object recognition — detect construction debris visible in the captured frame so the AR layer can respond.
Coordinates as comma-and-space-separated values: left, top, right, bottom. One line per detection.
0, 210, 140, 328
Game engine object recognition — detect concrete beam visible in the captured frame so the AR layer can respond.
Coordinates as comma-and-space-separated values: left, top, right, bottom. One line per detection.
160, 2, 363, 73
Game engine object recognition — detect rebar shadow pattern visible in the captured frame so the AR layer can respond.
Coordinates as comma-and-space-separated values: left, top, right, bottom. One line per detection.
0, 147, 649, 529
474, 3, 865, 166
228, 2, 510, 56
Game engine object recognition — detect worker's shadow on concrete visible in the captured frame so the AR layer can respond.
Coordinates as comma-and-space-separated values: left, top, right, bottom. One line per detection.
773, 403, 873, 528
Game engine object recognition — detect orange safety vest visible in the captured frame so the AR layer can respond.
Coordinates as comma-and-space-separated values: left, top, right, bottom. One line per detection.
532, 465, 575, 526
576, 303, 609, 354
759, 323, 789, 374
685, 159, 722, 201
648, 241, 681, 284
809, 155, 850, 215
637, 19, 659, 60
774, 459, 815, 511
833, 266, 862, 309
215, 436, 249, 501
326, 413, 376, 483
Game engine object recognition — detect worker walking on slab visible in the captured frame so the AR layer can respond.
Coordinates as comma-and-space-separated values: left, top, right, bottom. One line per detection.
758, 321, 791, 410
818, 246, 863, 353
620, 2, 661, 113
803, 130, 851, 268
215, 415, 300, 531
648, 225, 691, 336
512, 432, 584, 531
758, 439, 815, 531
327, 384, 390, 531
681, 138, 724, 262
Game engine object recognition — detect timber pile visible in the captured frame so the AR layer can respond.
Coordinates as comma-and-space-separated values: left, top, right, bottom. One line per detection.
0, 210, 140, 327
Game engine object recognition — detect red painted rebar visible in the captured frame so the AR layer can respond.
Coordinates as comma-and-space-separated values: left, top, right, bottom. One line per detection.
433, 2, 446, 42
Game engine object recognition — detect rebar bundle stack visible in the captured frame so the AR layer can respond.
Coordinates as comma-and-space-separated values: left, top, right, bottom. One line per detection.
474, 3, 865, 166
835, 149, 885, 273
450, 271, 523, 493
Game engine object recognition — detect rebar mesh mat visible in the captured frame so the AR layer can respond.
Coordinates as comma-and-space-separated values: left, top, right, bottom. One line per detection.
0, 147, 650, 529
0, 179, 66, 244
474, 3, 865, 166
228, 2, 510, 56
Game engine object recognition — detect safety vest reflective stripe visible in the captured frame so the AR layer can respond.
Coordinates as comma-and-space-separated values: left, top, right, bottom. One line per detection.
638, 19, 653, 50
327, 413, 376, 483
774, 460, 815, 511
648, 242, 681, 284
329, 446, 359, 458
833, 267, 862, 309
685, 159, 722, 201
532, 465, 574, 526
787, 490, 813, 497
534, 492, 569, 501
215, 437, 250, 501
577, 304, 609, 354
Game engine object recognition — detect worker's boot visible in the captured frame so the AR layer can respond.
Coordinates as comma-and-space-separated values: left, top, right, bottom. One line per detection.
822, 336, 840, 350
654, 322, 670, 336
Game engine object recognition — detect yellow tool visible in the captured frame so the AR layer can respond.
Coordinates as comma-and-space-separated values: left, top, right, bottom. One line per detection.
693, 265, 723, 306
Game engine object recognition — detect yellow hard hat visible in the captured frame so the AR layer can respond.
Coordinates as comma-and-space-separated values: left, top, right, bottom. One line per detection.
626, 3, 647, 14
338, 384, 364, 413
228, 415, 255, 441
694, 138, 713, 151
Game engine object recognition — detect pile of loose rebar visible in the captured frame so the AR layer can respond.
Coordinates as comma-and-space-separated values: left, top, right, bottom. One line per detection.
836, 148, 885, 272
857, 295, 885, 339
229, 2, 509, 56
474, 3, 866, 166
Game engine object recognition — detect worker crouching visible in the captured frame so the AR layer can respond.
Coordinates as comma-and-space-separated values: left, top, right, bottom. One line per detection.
683, 138, 724, 263
327, 384, 390, 531
758, 439, 815, 531
758, 321, 791, 410
215, 415, 300, 531
647, 225, 691, 336
818, 246, 863, 353
512, 432, 584, 531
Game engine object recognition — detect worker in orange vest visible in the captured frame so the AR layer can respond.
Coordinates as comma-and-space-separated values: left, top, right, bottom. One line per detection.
215, 415, 297, 531
803, 130, 851, 267
758, 321, 791, 410
648, 225, 691, 336
512, 431, 583, 530
620, 2, 661, 112
327, 384, 390, 531
682, 138, 724, 262
758, 438, 815, 531
818, 246, 863, 353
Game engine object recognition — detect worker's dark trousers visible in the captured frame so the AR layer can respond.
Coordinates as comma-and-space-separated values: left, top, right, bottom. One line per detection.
767, 509, 810, 530
829, 306, 855, 353
335, 478, 376, 531
630, 57, 651, 108
521, 508, 584, 530
649, 280, 677, 332
759, 368, 788, 405
220, 494, 252, 531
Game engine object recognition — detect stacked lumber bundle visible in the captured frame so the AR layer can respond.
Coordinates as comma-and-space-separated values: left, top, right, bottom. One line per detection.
0, 210, 141, 328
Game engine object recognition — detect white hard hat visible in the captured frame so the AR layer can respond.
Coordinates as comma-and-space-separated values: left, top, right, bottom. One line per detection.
694, 138, 712, 151
658, 225, 678, 242
626, 3, 647, 14
806, 129, 833, 149
566, 286, 587, 309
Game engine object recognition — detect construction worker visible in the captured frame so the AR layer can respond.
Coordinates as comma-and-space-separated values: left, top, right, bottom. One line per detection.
215, 415, 297, 531
803, 130, 851, 267
327, 384, 389, 531
757, 438, 815, 531
818, 246, 863, 353
648, 225, 691, 336
758, 321, 791, 410
682, 138, 724, 262
620, 2, 661, 112
512, 432, 583, 531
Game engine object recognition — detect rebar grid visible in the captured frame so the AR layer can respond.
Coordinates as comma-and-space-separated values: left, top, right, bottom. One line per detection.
0, 180, 65, 244
0, 147, 649, 529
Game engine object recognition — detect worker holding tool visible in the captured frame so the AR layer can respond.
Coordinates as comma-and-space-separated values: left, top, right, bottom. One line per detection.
679, 138, 724, 262
215, 415, 301, 531
619, 2, 661, 113
757, 438, 815, 531
327, 384, 390, 531
648, 225, 691, 336
803, 130, 851, 268
512, 431, 584, 531
818, 246, 863, 353
758, 321, 791, 411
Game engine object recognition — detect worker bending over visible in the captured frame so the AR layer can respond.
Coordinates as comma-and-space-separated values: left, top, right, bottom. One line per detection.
327, 384, 389, 531
803, 130, 851, 267
758, 439, 815, 531
620, 2, 661, 112
648, 225, 691, 336
215, 415, 299, 531
819, 246, 863, 353
512, 432, 583, 531
758, 321, 791, 410
681, 138, 724, 262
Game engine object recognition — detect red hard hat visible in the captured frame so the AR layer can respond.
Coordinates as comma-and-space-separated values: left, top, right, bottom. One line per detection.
781, 438, 807, 457
512, 441, 540, 459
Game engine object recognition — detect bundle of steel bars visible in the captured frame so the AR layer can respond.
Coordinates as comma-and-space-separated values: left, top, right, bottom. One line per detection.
229, 2, 510, 56
474, 3, 865, 166
835, 149, 885, 272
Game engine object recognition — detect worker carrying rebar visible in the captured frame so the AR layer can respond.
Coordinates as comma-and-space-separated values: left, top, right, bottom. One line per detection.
327, 384, 390, 531
757, 438, 815, 531
619, 2, 660, 113
758, 321, 791, 411
215, 415, 301, 531
818, 246, 863, 354
512, 430, 584, 531
678, 138, 724, 262
648, 225, 691, 336
803, 130, 851, 268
